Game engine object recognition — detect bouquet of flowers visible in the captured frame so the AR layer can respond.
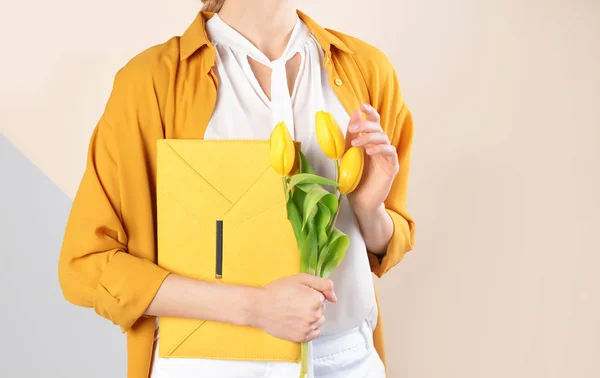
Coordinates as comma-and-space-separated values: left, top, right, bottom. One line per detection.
269, 111, 365, 378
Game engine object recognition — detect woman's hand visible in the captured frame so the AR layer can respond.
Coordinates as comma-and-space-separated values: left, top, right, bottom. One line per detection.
346, 104, 399, 214
250, 274, 337, 343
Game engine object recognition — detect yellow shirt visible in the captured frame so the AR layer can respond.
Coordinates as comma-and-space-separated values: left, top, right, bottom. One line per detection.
58, 10, 415, 378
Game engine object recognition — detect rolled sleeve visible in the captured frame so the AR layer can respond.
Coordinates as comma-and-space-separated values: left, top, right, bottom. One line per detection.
369, 208, 415, 278
94, 252, 170, 332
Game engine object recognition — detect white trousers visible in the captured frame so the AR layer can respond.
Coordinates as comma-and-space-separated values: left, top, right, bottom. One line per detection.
150, 319, 386, 378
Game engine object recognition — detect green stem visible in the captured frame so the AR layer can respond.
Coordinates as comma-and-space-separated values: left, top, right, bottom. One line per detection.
334, 159, 340, 183
300, 341, 308, 377
326, 159, 342, 236
282, 176, 289, 200
327, 194, 343, 236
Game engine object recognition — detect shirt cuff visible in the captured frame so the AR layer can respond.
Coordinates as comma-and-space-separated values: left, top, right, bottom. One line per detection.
93, 252, 171, 333
368, 208, 414, 278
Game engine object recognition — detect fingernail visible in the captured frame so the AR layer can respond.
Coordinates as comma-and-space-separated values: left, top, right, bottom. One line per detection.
349, 124, 359, 132
351, 139, 359, 146
366, 147, 374, 154
332, 292, 338, 302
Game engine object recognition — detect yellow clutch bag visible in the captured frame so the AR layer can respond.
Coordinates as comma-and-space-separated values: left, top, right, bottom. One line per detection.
156, 139, 301, 361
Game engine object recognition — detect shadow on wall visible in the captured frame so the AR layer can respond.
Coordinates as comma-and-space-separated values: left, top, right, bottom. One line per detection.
0, 134, 125, 378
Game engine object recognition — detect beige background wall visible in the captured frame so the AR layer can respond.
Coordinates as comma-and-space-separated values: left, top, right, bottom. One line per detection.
1, 0, 599, 377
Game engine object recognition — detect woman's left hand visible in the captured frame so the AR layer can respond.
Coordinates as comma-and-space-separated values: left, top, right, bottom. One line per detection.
346, 104, 399, 214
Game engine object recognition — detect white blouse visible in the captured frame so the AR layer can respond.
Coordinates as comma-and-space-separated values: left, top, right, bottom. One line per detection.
152, 13, 378, 373
203, 13, 378, 335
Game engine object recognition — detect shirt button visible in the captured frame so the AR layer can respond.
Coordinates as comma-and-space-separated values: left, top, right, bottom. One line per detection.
335, 78, 343, 86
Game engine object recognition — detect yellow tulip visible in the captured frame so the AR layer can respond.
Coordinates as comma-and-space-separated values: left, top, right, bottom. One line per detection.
315, 111, 345, 160
338, 147, 364, 194
270, 121, 296, 176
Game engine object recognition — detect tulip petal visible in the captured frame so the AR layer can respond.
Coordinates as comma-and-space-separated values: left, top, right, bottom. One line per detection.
315, 111, 345, 160
338, 147, 364, 194
270, 122, 296, 176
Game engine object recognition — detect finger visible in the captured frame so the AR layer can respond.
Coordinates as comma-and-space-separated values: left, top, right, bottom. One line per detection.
310, 315, 326, 330
352, 132, 390, 147
360, 103, 381, 123
304, 328, 321, 342
348, 120, 382, 134
347, 110, 364, 135
365, 144, 399, 159
297, 274, 337, 302
349, 109, 363, 125
311, 291, 326, 310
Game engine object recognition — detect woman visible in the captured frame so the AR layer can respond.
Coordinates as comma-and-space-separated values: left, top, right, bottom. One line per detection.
58, 0, 415, 377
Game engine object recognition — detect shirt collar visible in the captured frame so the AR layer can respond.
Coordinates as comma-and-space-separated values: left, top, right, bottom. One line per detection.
179, 10, 354, 62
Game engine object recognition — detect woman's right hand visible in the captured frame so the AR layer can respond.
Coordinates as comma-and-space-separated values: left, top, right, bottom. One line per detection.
250, 273, 337, 343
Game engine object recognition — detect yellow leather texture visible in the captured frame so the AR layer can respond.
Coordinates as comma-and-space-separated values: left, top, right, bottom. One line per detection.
156, 139, 301, 361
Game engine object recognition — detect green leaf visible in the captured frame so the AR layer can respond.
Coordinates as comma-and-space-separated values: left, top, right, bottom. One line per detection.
292, 188, 306, 217
288, 173, 340, 188
307, 224, 319, 274
286, 196, 306, 242
317, 228, 350, 278
299, 222, 318, 275
295, 183, 317, 193
297, 150, 315, 175
321, 193, 339, 220
301, 205, 318, 232
315, 202, 331, 249
302, 185, 337, 230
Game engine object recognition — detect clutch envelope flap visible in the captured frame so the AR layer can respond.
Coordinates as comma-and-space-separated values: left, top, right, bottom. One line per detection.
156, 139, 300, 361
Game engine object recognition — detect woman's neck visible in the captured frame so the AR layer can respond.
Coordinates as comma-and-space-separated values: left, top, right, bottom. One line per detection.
217, 0, 298, 60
